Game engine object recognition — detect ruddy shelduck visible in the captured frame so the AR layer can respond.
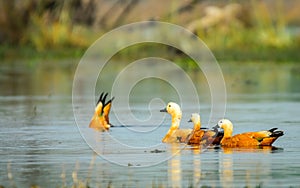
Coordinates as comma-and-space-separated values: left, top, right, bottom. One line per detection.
89, 92, 114, 131
216, 119, 284, 147
187, 113, 224, 145
160, 102, 192, 143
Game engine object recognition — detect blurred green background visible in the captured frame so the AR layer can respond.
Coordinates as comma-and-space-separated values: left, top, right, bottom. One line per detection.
1, 0, 300, 62
1, 0, 300, 96
1, 2, 300, 187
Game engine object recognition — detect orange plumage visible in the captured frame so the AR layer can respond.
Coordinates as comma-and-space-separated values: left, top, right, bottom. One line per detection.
187, 113, 223, 145
217, 119, 284, 147
89, 92, 114, 131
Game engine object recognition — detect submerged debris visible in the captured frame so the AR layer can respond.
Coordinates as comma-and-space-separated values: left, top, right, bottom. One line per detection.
150, 149, 166, 153
127, 163, 141, 167
128, 163, 133, 166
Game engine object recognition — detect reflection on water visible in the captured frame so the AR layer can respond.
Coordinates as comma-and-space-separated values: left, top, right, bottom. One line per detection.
168, 144, 181, 187
0, 94, 300, 187
0, 61, 300, 187
0, 60, 76, 96
220, 154, 233, 188
222, 146, 283, 154
1, 61, 300, 96
192, 147, 201, 187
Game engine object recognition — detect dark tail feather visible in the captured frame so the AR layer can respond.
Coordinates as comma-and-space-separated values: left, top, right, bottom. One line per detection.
268, 128, 278, 132
270, 130, 284, 137
97, 92, 114, 107
109, 96, 115, 104
97, 92, 104, 105
102, 93, 108, 104
104, 96, 115, 107
268, 128, 284, 137
97, 92, 111, 106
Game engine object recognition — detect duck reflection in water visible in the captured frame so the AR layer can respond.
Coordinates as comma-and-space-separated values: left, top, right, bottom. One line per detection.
220, 154, 233, 188
221, 145, 283, 154
167, 144, 206, 187
168, 144, 182, 188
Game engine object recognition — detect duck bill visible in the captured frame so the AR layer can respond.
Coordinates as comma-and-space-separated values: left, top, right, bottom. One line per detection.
212, 124, 220, 129
160, 108, 167, 112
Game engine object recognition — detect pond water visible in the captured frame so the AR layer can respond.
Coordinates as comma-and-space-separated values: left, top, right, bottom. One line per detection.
0, 61, 300, 187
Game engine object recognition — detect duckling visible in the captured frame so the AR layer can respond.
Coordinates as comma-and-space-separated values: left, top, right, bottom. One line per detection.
216, 119, 284, 147
186, 113, 204, 144
187, 113, 224, 145
89, 92, 114, 131
160, 102, 192, 143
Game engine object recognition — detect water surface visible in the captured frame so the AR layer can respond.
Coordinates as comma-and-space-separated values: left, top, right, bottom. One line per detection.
0, 61, 300, 187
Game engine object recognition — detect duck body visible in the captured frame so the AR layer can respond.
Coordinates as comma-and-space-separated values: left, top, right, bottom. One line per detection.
160, 102, 192, 143
89, 92, 114, 131
217, 119, 284, 147
164, 128, 193, 143
187, 113, 224, 145
187, 129, 205, 145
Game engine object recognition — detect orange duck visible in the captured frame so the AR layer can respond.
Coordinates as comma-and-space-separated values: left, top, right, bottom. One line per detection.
187, 113, 223, 145
89, 92, 114, 131
216, 119, 284, 147
160, 102, 192, 143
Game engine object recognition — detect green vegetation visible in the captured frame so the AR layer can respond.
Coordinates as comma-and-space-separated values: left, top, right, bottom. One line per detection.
0, 0, 300, 63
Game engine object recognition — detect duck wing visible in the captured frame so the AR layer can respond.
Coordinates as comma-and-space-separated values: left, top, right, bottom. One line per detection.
103, 97, 114, 124
201, 129, 224, 145
163, 129, 192, 143
251, 128, 284, 146
187, 129, 205, 145
221, 134, 260, 147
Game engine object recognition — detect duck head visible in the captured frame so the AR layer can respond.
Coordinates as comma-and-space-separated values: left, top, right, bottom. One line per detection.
216, 119, 233, 137
89, 92, 114, 131
160, 102, 182, 119
188, 113, 201, 130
